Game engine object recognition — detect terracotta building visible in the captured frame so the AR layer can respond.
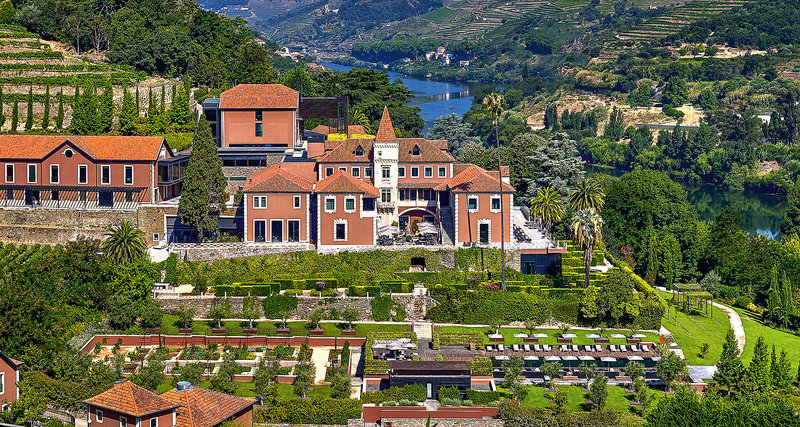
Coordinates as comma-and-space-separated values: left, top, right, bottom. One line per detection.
84, 381, 254, 427
0, 350, 23, 410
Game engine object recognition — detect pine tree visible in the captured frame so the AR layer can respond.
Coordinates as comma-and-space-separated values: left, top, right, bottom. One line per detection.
135, 85, 140, 116
99, 81, 114, 133
71, 83, 100, 134
781, 272, 794, 318
604, 106, 624, 141
118, 86, 139, 136
10, 98, 18, 132
767, 265, 782, 321
168, 81, 193, 131
645, 225, 658, 282
772, 347, 792, 391
55, 89, 64, 129
746, 335, 772, 393
713, 328, 743, 389
42, 85, 50, 130
0, 86, 6, 129
177, 116, 227, 238
24, 86, 32, 130
544, 102, 558, 129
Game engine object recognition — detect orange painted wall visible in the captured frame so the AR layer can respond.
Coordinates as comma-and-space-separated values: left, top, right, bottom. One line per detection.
397, 163, 451, 182
86, 405, 174, 427
318, 162, 372, 182
317, 193, 374, 246
222, 110, 294, 147
227, 407, 253, 427
0, 358, 19, 404
455, 193, 511, 244
245, 193, 309, 242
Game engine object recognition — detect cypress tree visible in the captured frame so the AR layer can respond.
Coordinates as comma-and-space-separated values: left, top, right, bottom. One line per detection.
177, 116, 227, 238
42, 85, 50, 130
55, 89, 64, 129
24, 86, 32, 130
767, 265, 781, 316
99, 81, 113, 133
159, 84, 166, 115
645, 225, 658, 282
713, 328, 743, 390
118, 86, 138, 136
71, 84, 100, 134
10, 98, 18, 132
544, 102, 558, 129
0, 86, 6, 129
746, 335, 772, 393
135, 85, 140, 116
169, 82, 193, 131
146, 87, 157, 118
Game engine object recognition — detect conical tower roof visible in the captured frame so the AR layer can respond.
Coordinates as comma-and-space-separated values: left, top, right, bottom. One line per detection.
375, 106, 397, 143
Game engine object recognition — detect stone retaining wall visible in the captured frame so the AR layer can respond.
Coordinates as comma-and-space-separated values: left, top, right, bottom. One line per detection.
173, 243, 314, 261
0, 207, 138, 245
380, 419, 503, 427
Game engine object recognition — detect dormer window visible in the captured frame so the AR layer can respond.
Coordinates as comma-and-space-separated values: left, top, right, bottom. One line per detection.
411, 145, 420, 156
355, 145, 364, 157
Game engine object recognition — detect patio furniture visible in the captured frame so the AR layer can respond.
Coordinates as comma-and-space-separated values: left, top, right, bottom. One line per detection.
610, 345, 619, 352
498, 344, 505, 352
559, 345, 568, 352
642, 344, 650, 352
512, 344, 520, 352
543, 345, 552, 351
486, 345, 494, 352
572, 345, 580, 352
632, 345, 640, 352
534, 345, 543, 352
620, 345, 628, 352
523, 345, 531, 352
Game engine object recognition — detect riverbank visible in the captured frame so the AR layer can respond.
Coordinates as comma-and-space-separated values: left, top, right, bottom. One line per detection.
330, 56, 495, 85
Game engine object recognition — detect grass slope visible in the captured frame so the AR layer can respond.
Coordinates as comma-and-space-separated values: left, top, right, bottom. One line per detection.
657, 290, 729, 365
734, 307, 800, 372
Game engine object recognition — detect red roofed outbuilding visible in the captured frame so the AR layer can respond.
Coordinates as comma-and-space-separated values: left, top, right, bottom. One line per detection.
315, 170, 379, 248
0, 350, 23, 410
218, 84, 300, 148
242, 163, 315, 243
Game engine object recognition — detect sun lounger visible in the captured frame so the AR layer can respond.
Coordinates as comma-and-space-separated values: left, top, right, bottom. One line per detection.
620, 345, 628, 352
498, 344, 505, 352
512, 344, 520, 352
632, 345, 640, 352
524, 345, 531, 352
610, 345, 619, 352
642, 344, 650, 352
534, 345, 543, 352
486, 345, 494, 352
572, 345, 580, 352
543, 345, 552, 351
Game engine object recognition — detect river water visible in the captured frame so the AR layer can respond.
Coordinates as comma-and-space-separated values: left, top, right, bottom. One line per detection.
322, 62, 787, 237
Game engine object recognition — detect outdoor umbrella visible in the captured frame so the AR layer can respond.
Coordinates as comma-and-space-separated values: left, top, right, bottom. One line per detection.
585, 334, 600, 339
524, 355, 539, 361
610, 333, 626, 339
514, 333, 529, 338
632, 334, 647, 339
562, 355, 578, 367
578, 355, 595, 361
545, 355, 561, 361
627, 355, 644, 361
495, 355, 510, 361
488, 333, 503, 340
562, 333, 577, 338
650, 356, 661, 362
417, 222, 438, 234
533, 333, 548, 338
378, 225, 399, 236
601, 357, 616, 367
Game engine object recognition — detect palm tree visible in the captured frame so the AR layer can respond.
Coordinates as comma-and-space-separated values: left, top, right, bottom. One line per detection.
103, 220, 146, 264
571, 209, 604, 288
349, 108, 371, 134
568, 178, 605, 212
482, 92, 507, 289
530, 187, 564, 234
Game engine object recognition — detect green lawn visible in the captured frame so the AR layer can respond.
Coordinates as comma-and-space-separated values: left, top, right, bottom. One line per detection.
657, 291, 729, 365
521, 385, 660, 414
155, 379, 330, 399
157, 315, 411, 337
434, 326, 660, 346
734, 307, 800, 372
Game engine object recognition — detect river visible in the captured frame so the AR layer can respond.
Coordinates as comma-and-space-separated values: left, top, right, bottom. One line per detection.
322, 62, 787, 237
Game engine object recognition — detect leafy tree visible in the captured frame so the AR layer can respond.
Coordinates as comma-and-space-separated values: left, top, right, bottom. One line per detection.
529, 187, 564, 233
502, 356, 525, 399
0, 0, 14, 24
580, 269, 640, 326
293, 359, 314, 398
662, 76, 688, 106
129, 353, 165, 391
102, 221, 146, 264
483, 92, 507, 288
427, 113, 480, 157
119, 86, 138, 136
108, 293, 138, 330
254, 354, 280, 402
208, 299, 227, 329
655, 348, 688, 389
171, 362, 203, 388
781, 181, 800, 237
55, 89, 64, 129
568, 178, 605, 212
628, 126, 653, 160
241, 295, 260, 329
625, 360, 644, 381
629, 82, 654, 107
544, 102, 558, 129
146, 87, 157, 119
209, 353, 239, 394
696, 88, 718, 111
279, 66, 316, 96
10, 98, 18, 132
308, 308, 324, 330
330, 370, 352, 399
139, 300, 163, 329
589, 374, 608, 409
24, 86, 33, 130
341, 307, 359, 330
604, 106, 624, 141
571, 208, 604, 287
348, 107, 372, 134
178, 116, 227, 238
42, 86, 50, 130
659, 233, 682, 289
541, 361, 562, 380
176, 305, 196, 329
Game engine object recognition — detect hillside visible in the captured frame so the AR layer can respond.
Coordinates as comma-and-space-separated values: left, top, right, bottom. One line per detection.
0, 24, 176, 132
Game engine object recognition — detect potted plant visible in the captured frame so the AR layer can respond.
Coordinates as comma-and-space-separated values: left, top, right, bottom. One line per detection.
557, 324, 571, 344
208, 299, 227, 334
308, 309, 325, 336
595, 325, 610, 344
341, 308, 359, 336
276, 309, 291, 335
523, 318, 538, 343
141, 301, 163, 334
176, 305, 196, 334
242, 295, 260, 335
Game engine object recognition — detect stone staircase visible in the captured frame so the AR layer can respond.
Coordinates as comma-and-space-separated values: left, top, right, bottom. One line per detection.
439, 206, 455, 246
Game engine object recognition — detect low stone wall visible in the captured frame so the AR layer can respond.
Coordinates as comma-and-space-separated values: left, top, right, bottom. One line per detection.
173, 243, 314, 261
0, 207, 138, 246
380, 419, 503, 427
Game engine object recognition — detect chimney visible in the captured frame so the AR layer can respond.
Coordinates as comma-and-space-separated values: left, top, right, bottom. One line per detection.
176, 381, 193, 392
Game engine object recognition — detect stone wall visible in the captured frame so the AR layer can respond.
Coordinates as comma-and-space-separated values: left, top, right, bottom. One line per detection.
173, 243, 314, 261
137, 204, 178, 246
391, 294, 437, 321
380, 419, 503, 427
0, 207, 138, 246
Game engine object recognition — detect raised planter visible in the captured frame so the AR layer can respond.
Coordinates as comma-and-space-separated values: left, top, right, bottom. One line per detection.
211, 328, 227, 334
145, 327, 161, 334
178, 328, 194, 334
276, 328, 291, 336
626, 338, 641, 344
557, 337, 572, 344
309, 329, 325, 336
594, 337, 610, 344
342, 329, 357, 336
489, 336, 504, 343
523, 337, 538, 343
243, 328, 258, 335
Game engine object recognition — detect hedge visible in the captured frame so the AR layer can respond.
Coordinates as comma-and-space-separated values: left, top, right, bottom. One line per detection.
470, 356, 492, 376
465, 388, 512, 404
432, 332, 484, 350
427, 289, 582, 325
347, 286, 381, 297
606, 254, 665, 330
214, 283, 279, 296
438, 386, 460, 400
253, 399, 361, 424
361, 384, 426, 403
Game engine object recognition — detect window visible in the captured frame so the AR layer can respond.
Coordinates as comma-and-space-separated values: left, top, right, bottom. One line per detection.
335, 222, 347, 241
101, 165, 111, 185
255, 110, 262, 121
63, 149, 73, 158
351, 167, 360, 178
411, 145, 420, 156
150, 418, 158, 427
491, 196, 501, 211
27, 164, 36, 183
365, 167, 372, 178
124, 165, 134, 185
382, 166, 390, 180
125, 192, 134, 202
253, 196, 267, 208
50, 164, 59, 184
293, 195, 301, 209
0, 372, 3, 394
399, 190, 405, 201
324, 197, 335, 212
255, 123, 263, 137
79, 191, 87, 202
423, 189, 432, 201
381, 189, 392, 203
424, 167, 433, 178
153, 233, 160, 243
96, 410, 103, 423
398, 167, 405, 178
345, 197, 356, 212
479, 222, 490, 244
438, 166, 447, 178
5, 189, 12, 200
120, 416, 127, 427
4, 164, 12, 183
51, 190, 59, 201
325, 167, 334, 177
411, 167, 419, 178
78, 165, 88, 184
467, 196, 478, 211
355, 145, 364, 157
409, 189, 416, 200
287, 220, 300, 242
363, 198, 375, 211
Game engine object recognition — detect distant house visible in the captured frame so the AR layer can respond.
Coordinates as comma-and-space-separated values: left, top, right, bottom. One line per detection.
84, 381, 254, 427
0, 350, 23, 410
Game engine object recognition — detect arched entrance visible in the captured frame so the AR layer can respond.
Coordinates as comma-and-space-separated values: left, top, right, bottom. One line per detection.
398, 208, 437, 232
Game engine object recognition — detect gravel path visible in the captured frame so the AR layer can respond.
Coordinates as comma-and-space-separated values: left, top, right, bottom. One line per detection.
713, 302, 746, 355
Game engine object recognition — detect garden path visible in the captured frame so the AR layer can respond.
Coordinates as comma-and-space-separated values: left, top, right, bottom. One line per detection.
713, 302, 746, 354
414, 322, 434, 340
311, 347, 330, 385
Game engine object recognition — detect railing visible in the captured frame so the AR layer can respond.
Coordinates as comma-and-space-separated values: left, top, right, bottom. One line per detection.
377, 201, 395, 210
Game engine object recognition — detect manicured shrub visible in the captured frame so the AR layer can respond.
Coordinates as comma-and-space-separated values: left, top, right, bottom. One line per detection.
254, 399, 361, 424
438, 386, 460, 400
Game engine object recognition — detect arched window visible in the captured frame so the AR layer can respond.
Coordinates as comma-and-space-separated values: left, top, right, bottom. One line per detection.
411, 145, 420, 156
355, 145, 364, 157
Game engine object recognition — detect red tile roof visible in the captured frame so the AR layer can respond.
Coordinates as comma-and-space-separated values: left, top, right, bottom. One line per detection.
0, 135, 166, 161
0, 350, 22, 368
398, 138, 454, 163
375, 106, 397, 142
434, 164, 514, 193
315, 170, 380, 198
219, 84, 299, 109
310, 125, 366, 136
84, 381, 179, 417
243, 163, 314, 193
161, 387, 254, 427
318, 139, 374, 163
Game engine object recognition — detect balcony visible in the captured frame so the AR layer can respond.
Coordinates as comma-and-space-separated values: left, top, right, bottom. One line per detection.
378, 201, 395, 211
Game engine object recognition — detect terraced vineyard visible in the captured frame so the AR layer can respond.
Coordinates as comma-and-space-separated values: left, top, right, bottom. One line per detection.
600, 0, 750, 61
0, 24, 175, 132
